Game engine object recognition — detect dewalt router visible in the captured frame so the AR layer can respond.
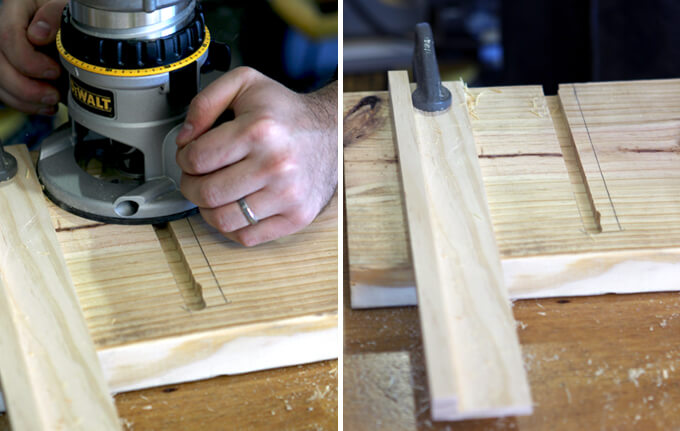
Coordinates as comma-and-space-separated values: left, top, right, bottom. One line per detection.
38, 0, 229, 224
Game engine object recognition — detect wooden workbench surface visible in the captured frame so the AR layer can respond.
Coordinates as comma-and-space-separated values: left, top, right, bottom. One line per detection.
1, 359, 337, 430
343, 89, 680, 430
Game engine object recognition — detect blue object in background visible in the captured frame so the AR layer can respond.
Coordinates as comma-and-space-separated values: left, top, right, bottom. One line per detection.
282, 28, 338, 87
0, 107, 56, 150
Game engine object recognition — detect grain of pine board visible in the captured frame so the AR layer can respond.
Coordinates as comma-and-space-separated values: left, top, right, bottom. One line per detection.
388, 71, 532, 420
0, 145, 119, 430
39, 168, 339, 393
344, 81, 680, 308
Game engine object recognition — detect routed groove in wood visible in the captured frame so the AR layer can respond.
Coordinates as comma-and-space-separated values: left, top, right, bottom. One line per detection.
558, 83, 622, 232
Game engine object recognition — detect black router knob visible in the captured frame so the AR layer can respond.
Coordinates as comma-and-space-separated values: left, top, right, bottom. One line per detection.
60, 3, 207, 70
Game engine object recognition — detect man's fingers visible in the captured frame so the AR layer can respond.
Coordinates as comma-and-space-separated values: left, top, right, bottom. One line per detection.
180, 158, 267, 209
1, 24, 60, 79
0, 51, 60, 106
176, 67, 256, 146
176, 116, 253, 175
27, 0, 68, 46
199, 189, 282, 234
0, 87, 57, 115
223, 215, 300, 247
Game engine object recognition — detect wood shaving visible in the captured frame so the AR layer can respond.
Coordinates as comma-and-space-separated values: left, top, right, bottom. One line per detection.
460, 78, 486, 120
307, 385, 331, 402
628, 368, 645, 387
529, 96, 548, 117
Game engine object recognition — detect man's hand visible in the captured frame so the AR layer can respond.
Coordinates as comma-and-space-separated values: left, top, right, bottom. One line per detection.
176, 67, 338, 246
0, 0, 67, 115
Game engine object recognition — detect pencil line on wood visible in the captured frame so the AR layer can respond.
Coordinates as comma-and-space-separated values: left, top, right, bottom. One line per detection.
187, 217, 229, 304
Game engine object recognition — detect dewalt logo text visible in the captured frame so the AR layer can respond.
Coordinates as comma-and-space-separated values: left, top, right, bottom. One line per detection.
70, 77, 115, 118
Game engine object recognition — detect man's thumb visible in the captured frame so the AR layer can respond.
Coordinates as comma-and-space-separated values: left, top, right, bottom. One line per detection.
27, 0, 68, 46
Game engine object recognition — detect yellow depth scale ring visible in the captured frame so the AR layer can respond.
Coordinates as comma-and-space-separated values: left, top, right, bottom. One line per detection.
56, 26, 210, 77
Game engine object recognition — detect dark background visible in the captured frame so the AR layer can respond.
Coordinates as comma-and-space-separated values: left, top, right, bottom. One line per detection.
344, 0, 680, 94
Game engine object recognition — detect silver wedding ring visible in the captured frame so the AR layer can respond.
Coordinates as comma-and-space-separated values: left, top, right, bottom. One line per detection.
238, 198, 259, 225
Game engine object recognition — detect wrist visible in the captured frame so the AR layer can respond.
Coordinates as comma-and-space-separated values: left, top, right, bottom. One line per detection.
304, 81, 338, 131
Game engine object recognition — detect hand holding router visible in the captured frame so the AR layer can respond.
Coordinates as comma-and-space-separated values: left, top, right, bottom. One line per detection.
0, 0, 338, 246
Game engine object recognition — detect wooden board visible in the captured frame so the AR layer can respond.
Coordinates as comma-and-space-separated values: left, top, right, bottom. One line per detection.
388, 71, 531, 420
344, 80, 680, 308
0, 146, 119, 430
1, 144, 337, 406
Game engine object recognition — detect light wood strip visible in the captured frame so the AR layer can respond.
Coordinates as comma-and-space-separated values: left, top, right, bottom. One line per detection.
388, 71, 532, 420
0, 145, 119, 430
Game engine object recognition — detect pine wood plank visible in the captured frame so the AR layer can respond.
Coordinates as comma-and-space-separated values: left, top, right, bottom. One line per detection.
345, 83, 680, 309
388, 71, 532, 420
0, 145, 119, 430
48, 195, 338, 393
0, 149, 337, 405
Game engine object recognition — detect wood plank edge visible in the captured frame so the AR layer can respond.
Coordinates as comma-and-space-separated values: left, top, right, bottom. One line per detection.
1, 313, 337, 410
350, 284, 417, 308
350, 247, 680, 308
432, 398, 533, 421
99, 312, 338, 393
